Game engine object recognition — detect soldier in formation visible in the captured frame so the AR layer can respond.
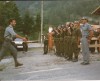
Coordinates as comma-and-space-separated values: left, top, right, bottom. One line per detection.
44, 17, 94, 65
48, 21, 82, 62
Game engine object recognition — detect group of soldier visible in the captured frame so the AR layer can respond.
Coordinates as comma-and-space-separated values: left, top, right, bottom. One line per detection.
44, 20, 82, 62
44, 17, 95, 65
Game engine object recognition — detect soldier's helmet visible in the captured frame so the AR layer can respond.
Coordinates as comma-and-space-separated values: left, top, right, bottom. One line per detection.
66, 22, 70, 26
74, 21, 79, 24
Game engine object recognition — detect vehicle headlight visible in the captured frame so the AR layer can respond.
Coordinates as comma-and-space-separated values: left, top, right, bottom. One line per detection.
14, 41, 23, 44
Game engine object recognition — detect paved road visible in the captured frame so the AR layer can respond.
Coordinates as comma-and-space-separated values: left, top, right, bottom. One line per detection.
0, 47, 100, 80
28, 43, 43, 48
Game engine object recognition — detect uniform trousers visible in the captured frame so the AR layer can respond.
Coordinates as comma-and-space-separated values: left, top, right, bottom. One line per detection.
81, 36, 90, 63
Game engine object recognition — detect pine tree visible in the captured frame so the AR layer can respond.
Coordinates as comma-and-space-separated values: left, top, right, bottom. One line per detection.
22, 11, 34, 35
34, 14, 41, 33
0, 1, 22, 31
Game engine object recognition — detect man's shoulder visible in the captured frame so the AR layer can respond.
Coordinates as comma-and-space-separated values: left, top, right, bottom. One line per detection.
6, 25, 13, 30
85, 23, 91, 27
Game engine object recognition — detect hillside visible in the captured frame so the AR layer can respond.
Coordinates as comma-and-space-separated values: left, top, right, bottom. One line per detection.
15, 0, 100, 26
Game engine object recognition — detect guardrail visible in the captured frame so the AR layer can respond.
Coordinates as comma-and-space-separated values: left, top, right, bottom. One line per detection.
26, 40, 39, 43
78, 37, 100, 53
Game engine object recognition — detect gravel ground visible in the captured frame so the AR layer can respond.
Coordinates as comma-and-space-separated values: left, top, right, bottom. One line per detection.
0, 48, 100, 80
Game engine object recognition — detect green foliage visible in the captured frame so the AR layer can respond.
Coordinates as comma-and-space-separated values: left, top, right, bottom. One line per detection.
43, 0, 100, 25
1, 1, 100, 40
0, 26, 5, 44
0, 1, 22, 43
22, 11, 34, 36
0, 1, 41, 40
15, 0, 100, 36
28, 14, 41, 40
16, 0, 100, 26
34, 14, 41, 33
0, 1, 21, 27
15, 1, 34, 15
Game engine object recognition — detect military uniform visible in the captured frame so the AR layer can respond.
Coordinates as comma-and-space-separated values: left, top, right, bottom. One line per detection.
53, 30, 60, 56
64, 28, 72, 59
71, 27, 82, 61
59, 31, 65, 57
43, 34, 48, 54
56, 30, 62, 57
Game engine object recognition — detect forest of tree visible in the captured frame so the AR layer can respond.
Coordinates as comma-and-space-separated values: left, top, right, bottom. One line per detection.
0, 0, 100, 40
15, 0, 100, 27
0, 1, 41, 40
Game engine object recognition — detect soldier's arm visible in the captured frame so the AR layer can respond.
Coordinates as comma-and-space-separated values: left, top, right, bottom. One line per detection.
77, 29, 82, 45
55, 30, 60, 35
77, 29, 82, 37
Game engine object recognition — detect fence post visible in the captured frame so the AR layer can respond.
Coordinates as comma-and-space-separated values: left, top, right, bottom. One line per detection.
94, 39, 98, 53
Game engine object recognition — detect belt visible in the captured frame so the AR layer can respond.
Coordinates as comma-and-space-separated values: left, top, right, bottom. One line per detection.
82, 36, 89, 39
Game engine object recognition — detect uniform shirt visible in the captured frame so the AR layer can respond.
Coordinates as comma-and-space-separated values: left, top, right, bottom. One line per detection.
80, 23, 92, 37
72, 27, 82, 38
4, 25, 17, 41
44, 34, 48, 40
53, 31, 60, 38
